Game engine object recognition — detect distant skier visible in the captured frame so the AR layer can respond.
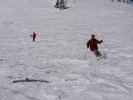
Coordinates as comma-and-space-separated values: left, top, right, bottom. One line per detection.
60, 0, 66, 9
86, 34, 103, 57
31, 32, 37, 42
55, 0, 60, 8
55, 0, 67, 9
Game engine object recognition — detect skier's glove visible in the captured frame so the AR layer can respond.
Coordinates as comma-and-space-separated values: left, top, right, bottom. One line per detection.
100, 40, 103, 43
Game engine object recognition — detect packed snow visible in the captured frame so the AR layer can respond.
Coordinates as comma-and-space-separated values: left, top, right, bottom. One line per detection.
0, 0, 133, 100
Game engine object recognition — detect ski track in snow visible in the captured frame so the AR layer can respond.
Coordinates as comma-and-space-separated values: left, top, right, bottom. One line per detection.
0, 0, 133, 100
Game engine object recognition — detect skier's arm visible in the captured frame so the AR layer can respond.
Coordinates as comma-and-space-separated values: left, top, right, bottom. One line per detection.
86, 40, 90, 48
97, 40, 103, 44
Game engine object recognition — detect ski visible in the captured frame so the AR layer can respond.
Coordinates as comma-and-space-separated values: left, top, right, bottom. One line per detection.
12, 78, 50, 83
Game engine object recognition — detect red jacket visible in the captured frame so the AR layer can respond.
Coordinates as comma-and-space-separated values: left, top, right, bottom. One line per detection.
87, 38, 103, 51
32, 32, 36, 37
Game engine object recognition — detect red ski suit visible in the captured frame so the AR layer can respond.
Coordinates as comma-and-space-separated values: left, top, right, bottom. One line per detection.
32, 32, 37, 42
86, 38, 103, 51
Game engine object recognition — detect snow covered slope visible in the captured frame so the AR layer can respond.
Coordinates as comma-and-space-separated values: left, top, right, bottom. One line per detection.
0, 0, 133, 100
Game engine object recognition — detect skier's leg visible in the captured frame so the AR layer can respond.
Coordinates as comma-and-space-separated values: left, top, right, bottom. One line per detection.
33, 36, 36, 42
95, 50, 102, 57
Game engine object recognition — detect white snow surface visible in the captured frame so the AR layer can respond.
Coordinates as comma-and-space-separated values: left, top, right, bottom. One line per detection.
0, 0, 133, 100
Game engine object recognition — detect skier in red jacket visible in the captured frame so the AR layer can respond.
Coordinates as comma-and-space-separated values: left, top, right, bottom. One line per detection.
31, 32, 37, 42
86, 34, 103, 57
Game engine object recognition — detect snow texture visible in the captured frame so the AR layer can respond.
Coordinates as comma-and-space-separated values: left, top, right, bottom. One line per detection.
0, 0, 133, 100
